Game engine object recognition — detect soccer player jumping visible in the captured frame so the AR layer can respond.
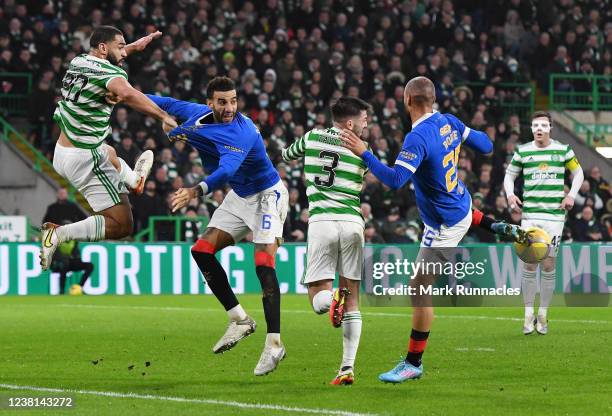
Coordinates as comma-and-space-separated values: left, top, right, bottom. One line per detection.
341, 76, 518, 383
504, 111, 583, 335
147, 77, 289, 376
41, 26, 177, 271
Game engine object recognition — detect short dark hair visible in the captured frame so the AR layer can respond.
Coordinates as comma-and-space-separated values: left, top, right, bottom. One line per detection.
532, 111, 552, 123
330, 96, 371, 122
90, 26, 123, 49
206, 76, 236, 99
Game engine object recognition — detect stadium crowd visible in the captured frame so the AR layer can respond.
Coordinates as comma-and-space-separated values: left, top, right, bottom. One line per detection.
1, 0, 610, 243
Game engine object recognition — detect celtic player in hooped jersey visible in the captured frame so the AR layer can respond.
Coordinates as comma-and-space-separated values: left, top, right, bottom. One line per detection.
504, 111, 584, 335
40, 26, 178, 272
282, 96, 371, 386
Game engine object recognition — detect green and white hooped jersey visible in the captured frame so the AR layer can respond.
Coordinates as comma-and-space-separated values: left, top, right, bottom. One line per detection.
53, 54, 128, 148
507, 139, 579, 222
282, 127, 368, 225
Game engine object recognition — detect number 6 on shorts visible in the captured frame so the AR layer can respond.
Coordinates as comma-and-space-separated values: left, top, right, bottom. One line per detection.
262, 214, 272, 230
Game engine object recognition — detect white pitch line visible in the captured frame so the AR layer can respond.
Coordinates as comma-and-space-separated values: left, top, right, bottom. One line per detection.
0, 384, 377, 416
8, 303, 612, 325
455, 347, 496, 352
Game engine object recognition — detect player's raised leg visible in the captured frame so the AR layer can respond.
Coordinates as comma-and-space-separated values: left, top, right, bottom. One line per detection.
190, 227, 256, 353
471, 209, 529, 243
41, 140, 135, 270
106, 144, 154, 195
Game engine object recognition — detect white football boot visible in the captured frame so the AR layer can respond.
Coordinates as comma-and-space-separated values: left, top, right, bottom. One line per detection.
254, 341, 286, 376
536, 315, 548, 335
132, 150, 154, 195
40, 222, 60, 271
212, 316, 256, 354
523, 315, 536, 335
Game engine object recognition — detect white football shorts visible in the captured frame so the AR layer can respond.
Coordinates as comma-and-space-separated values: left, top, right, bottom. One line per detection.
208, 180, 288, 245
302, 220, 365, 284
53, 142, 127, 212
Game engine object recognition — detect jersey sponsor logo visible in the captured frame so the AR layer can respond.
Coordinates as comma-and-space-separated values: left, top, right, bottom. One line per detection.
538, 162, 548, 171
224, 145, 244, 153
439, 124, 451, 136
399, 150, 417, 161
168, 133, 188, 142
531, 172, 558, 180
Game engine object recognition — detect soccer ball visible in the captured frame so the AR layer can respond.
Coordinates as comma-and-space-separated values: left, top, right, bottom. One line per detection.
69, 284, 83, 296
514, 227, 552, 264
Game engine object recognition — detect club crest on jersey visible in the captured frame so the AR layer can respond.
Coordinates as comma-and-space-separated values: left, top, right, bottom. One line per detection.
439, 124, 451, 136
551, 154, 561, 162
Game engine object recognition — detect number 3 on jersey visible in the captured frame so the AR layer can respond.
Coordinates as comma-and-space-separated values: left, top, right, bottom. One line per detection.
314, 151, 339, 187
442, 145, 461, 192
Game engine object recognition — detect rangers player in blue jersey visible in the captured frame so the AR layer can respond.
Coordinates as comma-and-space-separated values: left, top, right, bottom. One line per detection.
341, 76, 524, 383
146, 76, 288, 376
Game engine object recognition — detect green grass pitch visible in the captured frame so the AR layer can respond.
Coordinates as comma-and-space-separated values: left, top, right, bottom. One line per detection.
1, 295, 611, 416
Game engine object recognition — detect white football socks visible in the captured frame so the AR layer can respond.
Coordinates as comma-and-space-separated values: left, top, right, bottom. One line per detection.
56, 215, 105, 242
118, 157, 140, 189
522, 269, 537, 318
341, 311, 362, 369
312, 290, 333, 314
265, 333, 281, 347
227, 304, 247, 322
539, 269, 556, 317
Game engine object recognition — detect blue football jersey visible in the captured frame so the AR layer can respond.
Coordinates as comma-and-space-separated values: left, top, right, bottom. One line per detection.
395, 112, 475, 229
146, 95, 280, 197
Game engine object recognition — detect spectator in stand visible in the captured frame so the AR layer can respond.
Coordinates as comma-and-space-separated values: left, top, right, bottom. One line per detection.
572, 206, 609, 242
364, 223, 385, 244
43, 188, 85, 225
587, 166, 610, 204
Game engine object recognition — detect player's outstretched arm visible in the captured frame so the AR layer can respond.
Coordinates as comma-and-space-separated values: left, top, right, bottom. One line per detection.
281, 134, 306, 162
108, 77, 177, 132
462, 128, 493, 155
446, 114, 493, 155
125, 31, 162, 56
145, 94, 208, 123
340, 129, 413, 190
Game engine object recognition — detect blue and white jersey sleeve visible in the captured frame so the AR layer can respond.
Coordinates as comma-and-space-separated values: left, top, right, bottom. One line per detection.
446, 113, 492, 154
360, 131, 425, 190
395, 132, 427, 173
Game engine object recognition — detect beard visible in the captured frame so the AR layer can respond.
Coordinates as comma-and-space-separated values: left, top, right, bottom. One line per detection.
351, 125, 364, 137
107, 54, 121, 66
213, 108, 236, 123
